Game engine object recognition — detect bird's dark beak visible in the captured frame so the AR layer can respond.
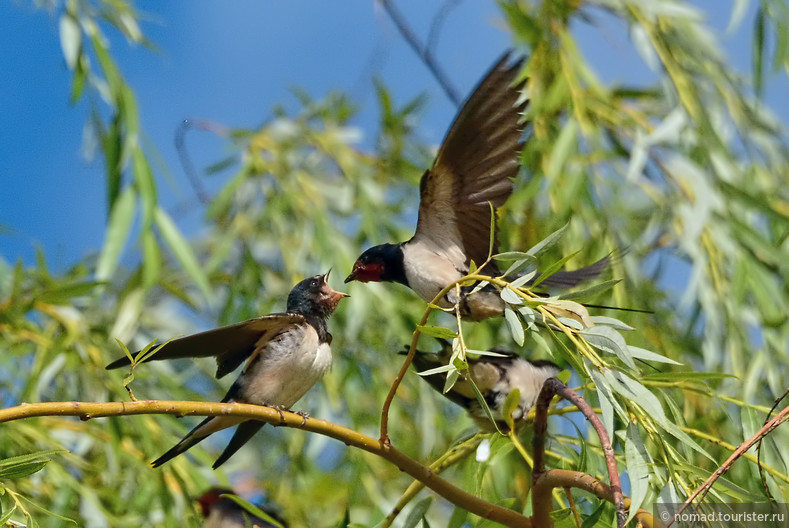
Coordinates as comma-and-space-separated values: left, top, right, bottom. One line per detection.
344, 263, 360, 283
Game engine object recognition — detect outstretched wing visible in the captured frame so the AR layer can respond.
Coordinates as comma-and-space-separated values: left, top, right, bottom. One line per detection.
413, 52, 528, 272
105, 313, 305, 379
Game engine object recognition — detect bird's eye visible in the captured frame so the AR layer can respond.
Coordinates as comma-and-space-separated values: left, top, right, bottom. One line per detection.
310, 280, 319, 289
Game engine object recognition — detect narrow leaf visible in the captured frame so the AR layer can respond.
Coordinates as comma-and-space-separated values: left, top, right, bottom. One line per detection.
221, 494, 286, 528
625, 423, 651, 523
628, 346, 682, 365
526, 223, 569, 256
558, 279, 622, 302
96, 186, 135, 282
416, 325, 458, 340
504, 306, 525, 346
154, 207, 213, 301
582, 326, 636, 369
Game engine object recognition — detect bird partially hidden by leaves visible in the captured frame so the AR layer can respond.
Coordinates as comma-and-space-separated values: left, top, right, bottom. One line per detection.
345, 51, 611, 320
106, 272, 348, 468
407, 339, 560, 432
198, 488, 287, 528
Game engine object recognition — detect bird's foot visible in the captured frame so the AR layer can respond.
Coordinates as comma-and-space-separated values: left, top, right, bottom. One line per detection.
267, 404, 289, 423
295, 410, 309, 427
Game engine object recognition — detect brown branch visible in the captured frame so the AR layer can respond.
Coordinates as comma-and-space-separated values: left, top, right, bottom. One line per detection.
668, 402, 789, 528
534, 469, 662, 528
382, 433, 483, 527
757, 386, 789, 500
532, 378, 625, 528
377, 0, 462, 106
379, 305, 433, 444
0, 400, 530, 528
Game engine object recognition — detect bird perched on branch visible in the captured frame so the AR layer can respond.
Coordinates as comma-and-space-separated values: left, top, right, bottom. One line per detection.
106, 272, 348, 468
198, 488, 287, 528
408, 339, 560, 431
345, 51, 609, 320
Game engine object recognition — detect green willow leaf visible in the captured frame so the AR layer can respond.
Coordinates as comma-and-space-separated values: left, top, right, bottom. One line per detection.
154, 207, 213, 302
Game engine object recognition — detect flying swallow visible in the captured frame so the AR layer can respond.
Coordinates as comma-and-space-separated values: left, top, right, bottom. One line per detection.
106, 272, 348, 468
345, 52, 610, 320
408, 339, 560, 431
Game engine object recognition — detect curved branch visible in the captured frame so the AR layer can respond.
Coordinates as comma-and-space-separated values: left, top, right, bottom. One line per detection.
0, 400, 530, 528
669, 402, 789, 527
534, 469, 660, 528
532, 379, 625, 528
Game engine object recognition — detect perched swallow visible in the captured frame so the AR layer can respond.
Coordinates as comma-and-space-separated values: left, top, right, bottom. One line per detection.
408, 339, 560, 431
345, 52, 610, 320
106, 272, 348, 468
198, 488, 287, 528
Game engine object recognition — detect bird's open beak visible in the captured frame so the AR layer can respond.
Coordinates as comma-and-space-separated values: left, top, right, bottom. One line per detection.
323, 269, 350, 299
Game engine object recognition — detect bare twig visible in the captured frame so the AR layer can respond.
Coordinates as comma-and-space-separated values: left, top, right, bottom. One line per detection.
757, 386, 789, 500
174, 118, 232, 205
532, 378, 625, 528
377, 0, 462, 106
0, 400, 531, 528
668, 402, 789, 527
382, 433, 484, 527
534, 469, 662, 528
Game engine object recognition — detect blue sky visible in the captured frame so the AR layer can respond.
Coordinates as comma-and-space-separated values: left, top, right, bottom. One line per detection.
1, 1, 786, 271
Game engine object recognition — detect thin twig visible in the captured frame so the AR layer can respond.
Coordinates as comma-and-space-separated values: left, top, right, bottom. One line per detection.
174, 118, 231, 205
377, 0, 461, 106
0, 400, 531, 528
382, 433, 484, 527
757, 386, 789, 500
668, 403, 789, 528
532, 379, 625, 528
534, 469, 662, 528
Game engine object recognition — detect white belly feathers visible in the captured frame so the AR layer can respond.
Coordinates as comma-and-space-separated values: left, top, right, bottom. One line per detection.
239, 323, 332, 410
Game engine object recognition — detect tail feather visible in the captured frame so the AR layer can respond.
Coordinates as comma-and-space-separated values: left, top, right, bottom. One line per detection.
150, 415, 243, 468
212, 421, 265, 469
531, 253, 613, 289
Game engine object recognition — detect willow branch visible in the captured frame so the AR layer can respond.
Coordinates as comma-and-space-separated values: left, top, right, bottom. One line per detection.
668, 402, 789, 528
379, 303, 435, 444
0, 400, 530, 528
377, 0, 461, 106
532, 378, 625, 528
534, 469, 661, 528
174, 118, 231, 205
382, 433, 484, 527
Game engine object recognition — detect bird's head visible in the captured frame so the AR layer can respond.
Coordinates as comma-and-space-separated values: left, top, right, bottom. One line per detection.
345, 243, 402, 284
196, 487, 233, 517
288, 270, 349, 317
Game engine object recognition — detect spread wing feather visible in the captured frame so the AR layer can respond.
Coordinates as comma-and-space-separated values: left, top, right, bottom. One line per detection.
413, 52, 528, 271
105, 313, 305, 379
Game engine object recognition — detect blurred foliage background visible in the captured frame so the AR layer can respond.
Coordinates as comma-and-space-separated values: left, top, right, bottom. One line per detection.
1, 0, 788, 526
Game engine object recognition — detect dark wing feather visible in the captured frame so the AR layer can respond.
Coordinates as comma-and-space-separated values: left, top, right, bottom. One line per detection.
105, 313, 305, 379
413, 52, 528, 271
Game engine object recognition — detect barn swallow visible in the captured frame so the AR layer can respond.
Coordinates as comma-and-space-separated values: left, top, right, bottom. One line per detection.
198, 487, 287, 528
408, 339, 560, 431
106, 272, 348, 468
344, 52, 610, 320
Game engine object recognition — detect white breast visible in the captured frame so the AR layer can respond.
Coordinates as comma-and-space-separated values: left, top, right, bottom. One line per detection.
402, 240, 465, 305
239, 324, 333, 409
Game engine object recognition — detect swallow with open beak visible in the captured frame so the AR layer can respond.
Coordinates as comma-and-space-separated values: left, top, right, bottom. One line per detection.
345, 52, 610, 320
106, 272, 348, 468
408, 339, 560, 431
